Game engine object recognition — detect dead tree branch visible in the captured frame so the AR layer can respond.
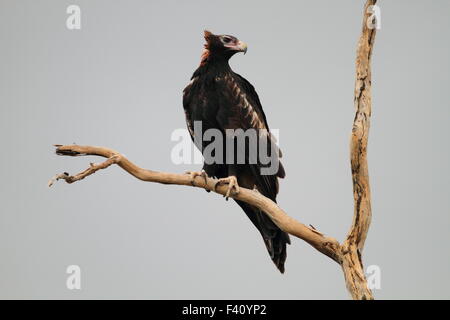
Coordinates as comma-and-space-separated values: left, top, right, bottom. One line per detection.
48, 144, 342, 263
340, 0, 377, 300
49, 0, 377, 299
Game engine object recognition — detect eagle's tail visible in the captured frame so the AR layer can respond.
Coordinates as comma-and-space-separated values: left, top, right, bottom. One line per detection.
235, 200, 290, 273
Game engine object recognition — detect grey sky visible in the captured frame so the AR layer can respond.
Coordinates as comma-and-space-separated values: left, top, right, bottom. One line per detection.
0, 0, 449, 299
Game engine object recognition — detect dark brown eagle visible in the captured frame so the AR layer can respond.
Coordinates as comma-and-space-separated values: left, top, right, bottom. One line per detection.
182, 31, 290, 273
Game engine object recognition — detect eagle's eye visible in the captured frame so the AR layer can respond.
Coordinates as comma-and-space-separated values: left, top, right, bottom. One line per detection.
222, 36, 232, 44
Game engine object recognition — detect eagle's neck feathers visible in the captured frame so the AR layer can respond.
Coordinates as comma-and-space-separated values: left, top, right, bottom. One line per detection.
193, 49, 232, 79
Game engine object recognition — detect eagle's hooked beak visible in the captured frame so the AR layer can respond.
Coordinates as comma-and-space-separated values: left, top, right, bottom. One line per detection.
237, 40, 248, 54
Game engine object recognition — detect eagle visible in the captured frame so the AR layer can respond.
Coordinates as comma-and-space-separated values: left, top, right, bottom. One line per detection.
182, 31, 290, 273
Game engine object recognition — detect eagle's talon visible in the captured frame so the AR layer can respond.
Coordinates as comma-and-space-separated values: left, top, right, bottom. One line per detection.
214, 176, 240, 200
186, 170, 208, 186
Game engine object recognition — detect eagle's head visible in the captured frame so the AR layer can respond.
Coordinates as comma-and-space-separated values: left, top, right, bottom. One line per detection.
201, 30, 247, 63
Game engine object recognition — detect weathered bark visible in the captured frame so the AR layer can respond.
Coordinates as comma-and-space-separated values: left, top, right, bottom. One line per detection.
49, 0, 377, 299
340, 0, 377, 300
48, 144, 343, 264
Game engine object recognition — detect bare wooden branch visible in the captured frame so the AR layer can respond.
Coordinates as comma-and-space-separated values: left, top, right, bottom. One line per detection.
340, 0, 377, 300
48, 0, 377, 299
49, 144, 342, 263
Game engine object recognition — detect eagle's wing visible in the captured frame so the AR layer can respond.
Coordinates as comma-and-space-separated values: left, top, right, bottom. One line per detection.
182, 77, 201, 145
215, 72, 290, 273
215, 72, 285, 200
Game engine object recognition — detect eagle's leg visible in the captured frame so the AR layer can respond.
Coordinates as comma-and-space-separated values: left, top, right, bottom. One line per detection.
185, 170, 208, 187
214, 166, 240, 200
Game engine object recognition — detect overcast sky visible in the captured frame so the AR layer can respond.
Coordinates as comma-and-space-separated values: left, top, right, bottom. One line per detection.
0, 0, 449, 299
